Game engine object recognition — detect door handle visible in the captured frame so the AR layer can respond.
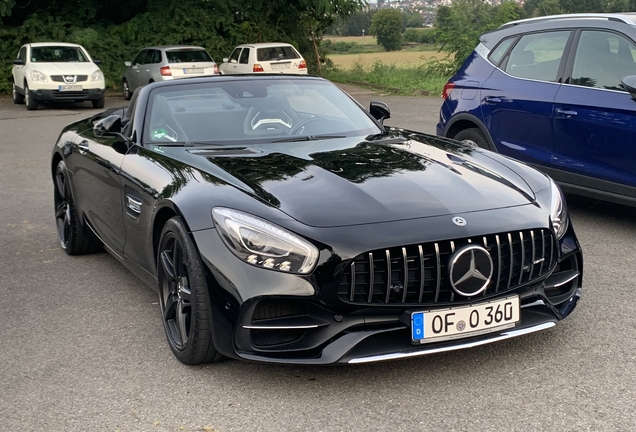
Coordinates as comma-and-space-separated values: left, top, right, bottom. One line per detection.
78, 140, 89, 155
484, 96, 502, 104
555, 108, 577, 117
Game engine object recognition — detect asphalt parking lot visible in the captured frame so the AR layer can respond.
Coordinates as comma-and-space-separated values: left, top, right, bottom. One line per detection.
1, 86, 635, 432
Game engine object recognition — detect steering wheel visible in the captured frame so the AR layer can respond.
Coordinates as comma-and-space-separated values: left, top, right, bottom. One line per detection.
290, 116, 327, 135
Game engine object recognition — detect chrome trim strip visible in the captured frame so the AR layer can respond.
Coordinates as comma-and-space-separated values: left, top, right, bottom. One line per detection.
507, 233, 514, 289
521, 299, 546, 308
539, 231, 546, 275
530, 230, 536, 279
348, 322, 556, 364
551, 271, 580, 288
243, 325, 319, 330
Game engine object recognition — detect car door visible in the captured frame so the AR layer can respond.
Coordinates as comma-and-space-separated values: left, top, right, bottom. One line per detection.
12, 46, 28, 90
480, 30, 572, 167
552, 29, 636, 194
237, 47, 251, 73
222, 48, 241, 74
66, 128, 127, 256
129, 50, 148, 90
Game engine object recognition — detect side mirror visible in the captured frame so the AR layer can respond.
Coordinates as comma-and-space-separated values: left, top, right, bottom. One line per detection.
222, 58, 229, 63
13, 58, 24, 66
622, 75, 636, 101
230, 59, 238, 64
125, 61, 132, 67
93, 59, 102, 66
370, 101, 390, 125
94, 114, 122, 137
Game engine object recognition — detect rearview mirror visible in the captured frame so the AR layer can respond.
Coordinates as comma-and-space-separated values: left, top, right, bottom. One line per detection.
622, 75, 636, 101
94, 114, 122, 137
370, 101, 390, 125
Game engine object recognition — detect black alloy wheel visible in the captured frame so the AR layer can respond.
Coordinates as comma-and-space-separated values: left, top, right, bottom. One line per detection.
454, 128, 495, 152
157, 217, 223, 364
53, 160, 101, 255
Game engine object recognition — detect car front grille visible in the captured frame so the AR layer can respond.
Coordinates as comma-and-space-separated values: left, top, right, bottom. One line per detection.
51, 75, 88, 82
337, 228, 556, 306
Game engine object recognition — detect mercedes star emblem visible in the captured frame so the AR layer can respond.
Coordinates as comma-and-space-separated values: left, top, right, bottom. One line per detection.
448, 244, 493, 296
452, 216, 467, 226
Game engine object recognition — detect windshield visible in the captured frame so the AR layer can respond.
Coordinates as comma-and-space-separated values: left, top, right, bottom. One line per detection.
143, 78, 381, 145
31, 46, 89, 63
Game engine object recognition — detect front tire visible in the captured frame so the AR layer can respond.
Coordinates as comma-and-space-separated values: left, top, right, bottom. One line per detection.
157, 217, 223, 365
25, 83, 37, 110
122, 79, 131, 100
12, 84, 24, 104
53, 160, 102, 255
454, 128, 493, 151
92, 96, 105, 109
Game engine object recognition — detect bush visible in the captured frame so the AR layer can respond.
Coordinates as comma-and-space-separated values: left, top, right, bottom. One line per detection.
370, 9, 402, 51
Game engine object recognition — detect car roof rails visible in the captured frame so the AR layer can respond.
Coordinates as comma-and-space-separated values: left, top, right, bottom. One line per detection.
499, 13, 636, 29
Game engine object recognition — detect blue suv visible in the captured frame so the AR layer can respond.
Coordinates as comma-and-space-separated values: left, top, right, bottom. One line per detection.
437, 13, 636, 207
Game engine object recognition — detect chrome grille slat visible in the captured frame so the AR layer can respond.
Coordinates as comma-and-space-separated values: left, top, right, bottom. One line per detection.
402, 247, 408, 303
434, 243, 441, 302
339, 229, 556, 306
367, 252, 374, 303
417, 245, 425, 303
384, 249, 391, 303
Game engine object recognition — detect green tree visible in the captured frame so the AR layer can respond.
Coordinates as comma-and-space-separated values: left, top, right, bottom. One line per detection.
370, 8, 403, 51
434, 0, 522, 70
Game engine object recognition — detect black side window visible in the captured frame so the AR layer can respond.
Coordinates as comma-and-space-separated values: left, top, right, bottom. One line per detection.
489, 37, 516, 66
239, 48, 250, 64
229, 48, 241, 63
18, 47, 27, 62
133, 50, 147, 65
571, 30, 636, 91
504, 31, 570, 82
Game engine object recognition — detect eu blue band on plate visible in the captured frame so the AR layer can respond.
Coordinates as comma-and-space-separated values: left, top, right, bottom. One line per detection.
412, 312, 424, 341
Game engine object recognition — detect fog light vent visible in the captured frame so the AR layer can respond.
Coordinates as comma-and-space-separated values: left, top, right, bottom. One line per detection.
252, 300, 306, 321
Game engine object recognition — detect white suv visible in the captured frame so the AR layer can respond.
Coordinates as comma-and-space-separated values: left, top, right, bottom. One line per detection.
12, 42, 106, 110
219, 43, 307, 75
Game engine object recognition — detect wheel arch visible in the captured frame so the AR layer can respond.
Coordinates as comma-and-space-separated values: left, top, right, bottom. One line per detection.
444, 113, 497, 151
152, 201, 197, 268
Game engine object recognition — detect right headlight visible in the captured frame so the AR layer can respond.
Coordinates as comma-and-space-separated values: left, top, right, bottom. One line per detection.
31, 69, 48, 82
549, 178, 568, 239
212, 207, 319, 275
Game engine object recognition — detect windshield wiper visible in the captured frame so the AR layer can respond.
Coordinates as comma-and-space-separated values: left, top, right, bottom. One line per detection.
271, 134, 346, 143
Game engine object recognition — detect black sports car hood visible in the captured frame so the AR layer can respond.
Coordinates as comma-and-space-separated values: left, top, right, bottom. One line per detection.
181, 131, 541, 228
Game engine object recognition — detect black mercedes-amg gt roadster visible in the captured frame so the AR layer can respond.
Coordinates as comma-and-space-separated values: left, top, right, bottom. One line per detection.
51, 75, 582, 365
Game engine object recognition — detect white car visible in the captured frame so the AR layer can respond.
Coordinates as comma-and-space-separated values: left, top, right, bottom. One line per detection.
219, 43, 307, 75
11, 42, 106, 110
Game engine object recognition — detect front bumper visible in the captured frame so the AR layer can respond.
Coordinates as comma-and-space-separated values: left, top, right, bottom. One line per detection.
28, 87, 104, 102
194, 223, 582, 365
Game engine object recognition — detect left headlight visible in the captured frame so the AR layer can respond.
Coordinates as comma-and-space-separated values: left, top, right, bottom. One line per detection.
212, 207, 319, 275
549, 179, 568, 239
91, 70, 104, 81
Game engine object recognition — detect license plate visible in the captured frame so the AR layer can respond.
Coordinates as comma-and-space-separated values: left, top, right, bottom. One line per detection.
271, 63, 291, 69
58, 85, 82, 91
183, 68, 204, 74
411, 296, 520, 343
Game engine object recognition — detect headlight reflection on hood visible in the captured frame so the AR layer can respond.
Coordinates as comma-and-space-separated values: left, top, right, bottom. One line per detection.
212, 207, 319, 275
549, 179, 568, 239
